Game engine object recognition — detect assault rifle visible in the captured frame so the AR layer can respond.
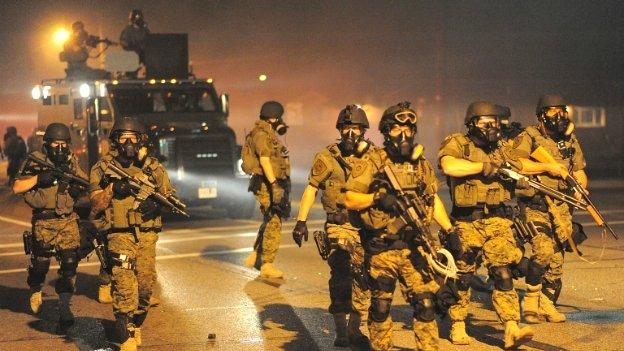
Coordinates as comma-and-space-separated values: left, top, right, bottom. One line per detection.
531, 146, 618, 240
382, 165, 458, 279
27, 154, 89, 188
103, 162, 189, 218
498, 168, 587, 210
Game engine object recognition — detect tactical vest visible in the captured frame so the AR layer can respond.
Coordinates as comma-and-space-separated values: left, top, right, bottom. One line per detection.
360, 151, 436, 233
446, 134, 511, 207
96, 155, 164, 229
22, 150, 81, 216
243, 121, 290, 179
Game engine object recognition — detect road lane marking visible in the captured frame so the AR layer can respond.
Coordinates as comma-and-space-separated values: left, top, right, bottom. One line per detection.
0, 244, 299, 274
0, 215, 30, 228
0, 251, 22, 257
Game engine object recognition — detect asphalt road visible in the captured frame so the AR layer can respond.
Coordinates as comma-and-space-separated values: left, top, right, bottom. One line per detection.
0, 179, 623, 351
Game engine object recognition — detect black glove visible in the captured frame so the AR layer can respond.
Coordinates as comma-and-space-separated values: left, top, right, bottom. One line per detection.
137, 198, 161, 216
67, 182, 84, 199
36, 170, 57, 187
270, 181, 285, 205
443, 227, 464, 258
481, 162, 500, 178
112, 179, 132, 198
373, 191, 399, 213
292, 220, 309, 247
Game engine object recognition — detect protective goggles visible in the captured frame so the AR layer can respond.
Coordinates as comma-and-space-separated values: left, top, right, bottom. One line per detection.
118, 133, 140, 144
544, 107, 568, 119
394, 111, 418, 124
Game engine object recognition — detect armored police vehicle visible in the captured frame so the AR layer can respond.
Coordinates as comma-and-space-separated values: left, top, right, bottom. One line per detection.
30, 33, 255, 218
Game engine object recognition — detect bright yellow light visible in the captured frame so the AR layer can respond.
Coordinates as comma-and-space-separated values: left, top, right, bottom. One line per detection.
112, 80, 119, 85
170, 79, 177, 84
53, 28, 70, 46
160, 79, 166, 84
258, 74, 267, 82
149, 79, 156, 84
207, 78, 214, 83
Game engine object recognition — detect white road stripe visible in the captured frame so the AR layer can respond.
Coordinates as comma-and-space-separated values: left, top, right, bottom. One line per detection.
0, 251, 22, 257
0, 244, 299, 275
0, 215, 30, 228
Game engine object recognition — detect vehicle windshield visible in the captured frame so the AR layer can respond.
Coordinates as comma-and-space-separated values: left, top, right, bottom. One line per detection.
111, 88, 217, 115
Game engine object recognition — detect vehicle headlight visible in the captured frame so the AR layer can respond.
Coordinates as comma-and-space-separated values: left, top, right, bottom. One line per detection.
79, 83, 91, 98
31, 86, 41, 100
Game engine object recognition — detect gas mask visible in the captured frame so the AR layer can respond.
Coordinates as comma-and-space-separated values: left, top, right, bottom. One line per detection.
45, 142, 70, 165
541, 111, 573, 138
469, 119, 501, 146
385, 127, 418, 160
272, 118, 288, 136
339, 127, 363, 154
115, 133, 144, 163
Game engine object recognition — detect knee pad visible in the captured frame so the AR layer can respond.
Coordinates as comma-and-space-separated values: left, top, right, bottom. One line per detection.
27, 256, 51, 285
58, 249, 79, 277
370, 275, 396, 294
411, 292, 436, 322
525, 259, 546, 286
488, 265, 514, 291
369, 298, 392, 323
33, 241, 55, 258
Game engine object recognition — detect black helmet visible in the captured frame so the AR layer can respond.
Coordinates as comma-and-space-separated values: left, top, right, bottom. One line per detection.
378, 101, 418, 134
536, 94, 567, 115
72, 21, 84, 32
110, 117, 146, 139
129, 9, 145, 26
43, 123, 71, 142
336, 104, 370, 129
259, 101, 284, 120
464, 101, 498, 126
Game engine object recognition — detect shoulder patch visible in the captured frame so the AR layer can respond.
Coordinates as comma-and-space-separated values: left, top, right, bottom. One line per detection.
351, 159, 368, 178
311, 158, 328, 177
513, 135, 523, 148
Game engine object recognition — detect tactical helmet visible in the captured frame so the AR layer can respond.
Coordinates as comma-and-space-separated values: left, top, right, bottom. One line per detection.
464, 101, 499, 126
43, 123, 71, 142
536, 94, 567, 115
72, 21, 84, 32
495, 105, 511, 120
129, 9, 145, 26
336, 104, 370, 129
378, 101, 418, 134
259, 101, 284, 120
110, 117, 146, 139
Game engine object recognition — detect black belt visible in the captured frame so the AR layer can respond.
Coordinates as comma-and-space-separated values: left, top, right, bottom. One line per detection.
326, 212, 348, 225
32, 210, 70, 222
452, 205, 508, 221
108, 227, 162, 234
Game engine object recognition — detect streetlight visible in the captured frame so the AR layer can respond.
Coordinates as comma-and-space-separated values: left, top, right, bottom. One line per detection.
53, 28, 70, 46
258, 74, 267, 82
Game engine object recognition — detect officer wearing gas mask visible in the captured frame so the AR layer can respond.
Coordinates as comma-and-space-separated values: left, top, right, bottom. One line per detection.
344, 102, 456, 351
511, 94, 587, 324
120, 9, 150, 64
89, 117, 174, 351
13, 123, 88, 326
292, 105, 373, 348
438, 101, 534, 349
242, 101, 291, 279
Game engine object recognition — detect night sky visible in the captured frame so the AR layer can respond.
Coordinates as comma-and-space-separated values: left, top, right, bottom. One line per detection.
1, 0, 623, 166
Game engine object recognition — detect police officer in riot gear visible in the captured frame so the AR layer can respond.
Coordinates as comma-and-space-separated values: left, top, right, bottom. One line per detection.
89, 117, 174, 351
438, 101, 535, 348
344, 102, 456, 351
60, 21, 111, 79
120, 9, 150, 65
293, 104, 372, 347
512, 94, 588, 324
13, 123, 88, 326
242, 101, 291, 279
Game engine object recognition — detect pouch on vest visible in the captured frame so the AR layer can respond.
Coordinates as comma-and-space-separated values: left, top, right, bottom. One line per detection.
241, 133, 261, 175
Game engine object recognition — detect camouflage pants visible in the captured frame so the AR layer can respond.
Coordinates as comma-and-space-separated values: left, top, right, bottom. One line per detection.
27, 215, 80, 294
254, 183, 282, 264
107, 231, 158, 326
523, 199, 572, 289
449, 217, 524, 323
326, 223, 370, 318
368, 248, 440, 351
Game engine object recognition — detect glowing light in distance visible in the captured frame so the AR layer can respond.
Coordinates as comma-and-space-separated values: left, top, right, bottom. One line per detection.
79, 83, 91, 98
31, 86, 41, 100
258, 74, 267, 82
53, 28, 70, 45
